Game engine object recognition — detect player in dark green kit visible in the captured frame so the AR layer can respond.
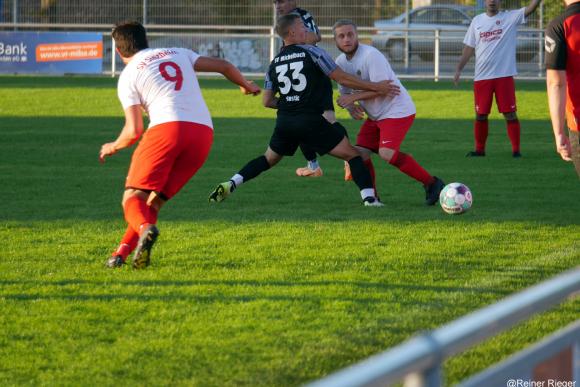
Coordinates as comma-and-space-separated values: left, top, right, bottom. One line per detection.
209, 13, 400, 206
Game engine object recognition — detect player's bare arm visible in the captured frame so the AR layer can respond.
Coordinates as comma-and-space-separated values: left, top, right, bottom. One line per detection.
524, 0, 542, 17
454, 45, 475, 86
329, 67, 400, 97
546, 69, 572, 161
194, 56, 261, 96
344, 103, 365, 120
337, 90, 381, 108
99, 104, 144, 163
262, 89, 279, 109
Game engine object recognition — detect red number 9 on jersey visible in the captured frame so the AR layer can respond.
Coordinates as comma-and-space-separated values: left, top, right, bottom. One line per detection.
159, 61, 183, 91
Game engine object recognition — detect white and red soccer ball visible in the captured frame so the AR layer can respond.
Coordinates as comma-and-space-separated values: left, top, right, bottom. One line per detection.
439, 183, 472, 214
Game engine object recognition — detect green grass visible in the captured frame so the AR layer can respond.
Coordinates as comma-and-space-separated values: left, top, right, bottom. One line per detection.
0, 76, 578, 386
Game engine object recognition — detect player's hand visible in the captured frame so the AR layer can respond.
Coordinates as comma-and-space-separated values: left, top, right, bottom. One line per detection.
454, 71, 461, 87
555, 133, 572, 162
240, 81, 261, 96
375, 80, 400, 98
337, 94, 357, 109
99, 142, 117, 163
347, 104, 365, 120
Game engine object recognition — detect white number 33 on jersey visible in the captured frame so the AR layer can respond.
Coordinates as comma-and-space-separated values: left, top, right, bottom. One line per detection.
275, 61, 307, 95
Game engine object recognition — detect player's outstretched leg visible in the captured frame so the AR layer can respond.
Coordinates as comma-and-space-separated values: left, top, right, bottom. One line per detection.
380, 148, 443, 205
132, 224, 159, 269
210, 152, 279, 203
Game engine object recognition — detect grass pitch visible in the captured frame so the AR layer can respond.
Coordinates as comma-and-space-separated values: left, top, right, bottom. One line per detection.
0, 76, 578, 386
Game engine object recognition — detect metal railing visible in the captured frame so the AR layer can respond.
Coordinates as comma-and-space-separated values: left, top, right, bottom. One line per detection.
308, 268, 580, 387
363, 25, 546, 80
460, 321, 580, 387
0, 22, 548, 80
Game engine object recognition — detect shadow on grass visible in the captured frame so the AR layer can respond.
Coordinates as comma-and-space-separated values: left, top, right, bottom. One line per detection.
0, 278, 512, 296
1, 115, 578, 224
0, 76, 546, 92
0, 278, 511, 311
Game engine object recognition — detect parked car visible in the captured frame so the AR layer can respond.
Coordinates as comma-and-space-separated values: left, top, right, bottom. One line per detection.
371, 5, 540, 62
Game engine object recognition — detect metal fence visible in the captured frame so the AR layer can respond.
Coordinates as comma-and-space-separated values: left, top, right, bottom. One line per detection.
308, 268, 580, 387
0, 0, 564, 79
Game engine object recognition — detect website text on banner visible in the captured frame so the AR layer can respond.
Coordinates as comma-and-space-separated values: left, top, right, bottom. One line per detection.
0, 32, 102, 74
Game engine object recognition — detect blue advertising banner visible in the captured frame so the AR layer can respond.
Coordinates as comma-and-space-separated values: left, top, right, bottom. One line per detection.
0, 32, 103, 74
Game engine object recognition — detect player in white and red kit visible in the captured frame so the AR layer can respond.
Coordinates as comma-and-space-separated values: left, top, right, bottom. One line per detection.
101, 20, 260, 269
333, 20, 445, 205
455, 0, 541, 158
545, 0, 580, 178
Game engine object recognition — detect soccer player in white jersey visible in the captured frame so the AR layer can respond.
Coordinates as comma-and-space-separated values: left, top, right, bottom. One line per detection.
454, 0, 541, 158
333, 20, 445, 205
100, 20, 260, 269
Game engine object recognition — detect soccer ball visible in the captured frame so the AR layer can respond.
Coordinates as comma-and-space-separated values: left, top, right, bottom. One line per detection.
439, 183, 472, 214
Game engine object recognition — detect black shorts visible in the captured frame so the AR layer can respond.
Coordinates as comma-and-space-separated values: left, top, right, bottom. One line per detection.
322, 78, 335, 112
269, 112, 345, 156
323, 88, 335, 112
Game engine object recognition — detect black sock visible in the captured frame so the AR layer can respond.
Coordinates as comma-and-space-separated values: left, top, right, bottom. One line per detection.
348, 156, 373, 191
238, 155, 271, 183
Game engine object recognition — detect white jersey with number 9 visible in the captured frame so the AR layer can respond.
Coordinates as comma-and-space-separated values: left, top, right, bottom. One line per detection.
117, 47, 213, 129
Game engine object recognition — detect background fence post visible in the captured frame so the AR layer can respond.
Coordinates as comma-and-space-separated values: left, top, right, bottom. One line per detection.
538, 2, 544, 75
434, 29, 440, 82
12, 0, 17, 30
111, 35, 116, 78
404, 0, 409, 72
143, 0, 147, 25
270, 2, 276, 62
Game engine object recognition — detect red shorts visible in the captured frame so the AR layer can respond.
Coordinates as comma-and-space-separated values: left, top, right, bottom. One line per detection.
126, 121, 213, 200
473, 76, 517, 115
356, 114, 415, 153
566, 104, 578, 132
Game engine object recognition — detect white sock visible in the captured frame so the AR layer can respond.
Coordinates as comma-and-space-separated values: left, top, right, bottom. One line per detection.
308, 160, 319, 170
360, 188, 375, 200
231, 174, 244, 188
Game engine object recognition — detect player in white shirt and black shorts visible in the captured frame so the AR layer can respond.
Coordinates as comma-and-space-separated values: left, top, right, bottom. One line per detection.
333, 19, 445, 205
100, 20, 260, 269
454, 0, 541, 158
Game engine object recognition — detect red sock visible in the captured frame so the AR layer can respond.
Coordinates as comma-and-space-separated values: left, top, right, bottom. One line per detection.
474, 120, 489, 153
364, 158, 378, 197
114, 226, 139, 259
148, 207, 159, 231
390, 151, 434, 186
506, 119, 521, 153
124, 195, 152, 234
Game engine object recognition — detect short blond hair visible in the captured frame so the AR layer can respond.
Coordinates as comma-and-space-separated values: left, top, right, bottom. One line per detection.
276, 13, 301, 38
332, 19, 357, 36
